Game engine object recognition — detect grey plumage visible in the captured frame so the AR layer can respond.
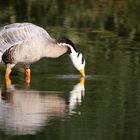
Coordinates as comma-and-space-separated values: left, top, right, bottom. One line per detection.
0, 22, 85, 81
0, 23, 69, 65
0, 23, 50, 52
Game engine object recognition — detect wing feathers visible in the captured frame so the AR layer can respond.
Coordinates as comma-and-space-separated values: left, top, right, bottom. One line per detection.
0, 23, 69, 59
0, 23, 48, 53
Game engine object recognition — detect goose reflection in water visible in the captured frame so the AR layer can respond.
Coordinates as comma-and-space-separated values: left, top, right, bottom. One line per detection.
0, 77, 85, 135
69, 77, 85, 114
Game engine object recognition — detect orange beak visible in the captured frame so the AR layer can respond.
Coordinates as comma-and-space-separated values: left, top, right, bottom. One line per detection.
80, 77, 85, 85
80, 68, 85, 77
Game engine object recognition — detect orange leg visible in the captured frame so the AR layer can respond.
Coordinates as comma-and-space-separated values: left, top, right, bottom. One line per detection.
25, 68, 31, 85
5, 66, 11, 87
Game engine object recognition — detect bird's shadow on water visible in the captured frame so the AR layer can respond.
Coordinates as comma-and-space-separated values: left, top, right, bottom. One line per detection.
0, 75, 86, 135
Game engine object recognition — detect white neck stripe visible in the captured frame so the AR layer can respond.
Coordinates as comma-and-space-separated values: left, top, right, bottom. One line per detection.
57, 42, 72, 49
57, 42, 77, 54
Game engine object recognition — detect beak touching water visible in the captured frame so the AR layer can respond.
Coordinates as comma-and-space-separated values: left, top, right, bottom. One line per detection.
80, 68, 85, 77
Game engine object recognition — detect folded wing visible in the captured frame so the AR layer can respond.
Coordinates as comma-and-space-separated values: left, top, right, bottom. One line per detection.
0, 23, 50, 53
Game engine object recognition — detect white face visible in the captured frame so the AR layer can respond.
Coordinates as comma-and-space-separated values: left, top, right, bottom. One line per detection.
69, 51, 85, 71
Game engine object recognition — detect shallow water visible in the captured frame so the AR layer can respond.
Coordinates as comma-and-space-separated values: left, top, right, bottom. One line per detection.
0, 0, 140, 140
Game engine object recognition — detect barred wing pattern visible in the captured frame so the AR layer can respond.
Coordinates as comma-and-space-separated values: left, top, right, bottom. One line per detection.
0, 23, 51, 53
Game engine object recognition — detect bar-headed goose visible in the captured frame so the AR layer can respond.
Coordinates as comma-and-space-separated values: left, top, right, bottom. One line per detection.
0, 23, 85, 85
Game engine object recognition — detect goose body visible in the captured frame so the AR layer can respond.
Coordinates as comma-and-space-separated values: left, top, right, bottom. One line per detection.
0, 23, 68, 64
0, 23, 85, 85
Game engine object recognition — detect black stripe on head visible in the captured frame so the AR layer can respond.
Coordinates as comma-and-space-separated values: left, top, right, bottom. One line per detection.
82, 56, 85, 64
57, 37, 77, 54
77, 52, 80, 58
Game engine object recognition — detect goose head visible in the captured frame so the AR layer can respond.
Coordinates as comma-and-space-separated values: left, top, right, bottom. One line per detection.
69, 48, 85, 77
57, 38, 85, 77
